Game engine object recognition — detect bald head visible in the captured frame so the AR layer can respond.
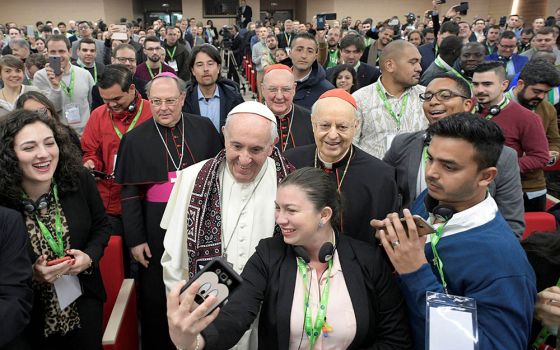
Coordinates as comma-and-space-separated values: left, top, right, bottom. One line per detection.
379, 40, 418, 70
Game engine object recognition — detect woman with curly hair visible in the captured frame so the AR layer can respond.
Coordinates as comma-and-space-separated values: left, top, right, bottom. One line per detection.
15, 90, 82, 152
0, 109, 111, 349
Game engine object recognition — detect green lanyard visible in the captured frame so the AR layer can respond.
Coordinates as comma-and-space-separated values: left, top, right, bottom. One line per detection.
166, 46, 177, 60
147, 63, 162, 79
296, 257, 333, 349
434, 56, 472, 89
486, 42, 494, 55
375, 80, 409, 129
59, 67, 75, 100
327, 49, 339, 68
79, 61, 98, 83
532, 277, 560, 349
33, 184, 65, 258
111, 99, 144, 139
430, 220, 450, 293
482, 97, 510, 120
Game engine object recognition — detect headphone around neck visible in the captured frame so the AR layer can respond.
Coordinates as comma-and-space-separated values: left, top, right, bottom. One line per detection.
127, 93, 138, 112
477, 103, 502, 116
424, 193, 456, 222
293, 231, 337, 264
21, 192, 52, 214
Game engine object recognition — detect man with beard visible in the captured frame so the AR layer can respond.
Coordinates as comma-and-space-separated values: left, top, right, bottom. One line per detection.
321, 27, 341, 69
362, 25, 394, 67
261, 64, 314, 151
506, 59, 560, 206
353, 40, 427, 159
277, 19, 294, 49
182, 44, 244, 134
261, 34, 278, 68
135, 36, 176, 81
385, 73, 525, 236
484, 25, 500, 55
473, 61, 549, 211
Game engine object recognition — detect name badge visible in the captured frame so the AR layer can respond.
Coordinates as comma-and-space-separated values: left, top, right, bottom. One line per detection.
426, 291, 479, 350
54, 275, 83, 310
64, 103, 81, 125
168, 60, 178, 72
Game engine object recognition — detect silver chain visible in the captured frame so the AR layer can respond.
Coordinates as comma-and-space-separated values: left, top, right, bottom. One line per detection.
153, 113, 185, 171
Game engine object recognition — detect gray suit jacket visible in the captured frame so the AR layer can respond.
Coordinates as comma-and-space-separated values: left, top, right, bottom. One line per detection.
384, 131, 526, 237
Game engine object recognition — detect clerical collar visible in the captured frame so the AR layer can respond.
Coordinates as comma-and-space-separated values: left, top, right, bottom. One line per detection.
317, 146, 351, 170
275, 104, 293, 118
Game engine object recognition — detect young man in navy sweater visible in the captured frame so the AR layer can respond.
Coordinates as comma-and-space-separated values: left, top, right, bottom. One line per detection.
373, 114, 537, 350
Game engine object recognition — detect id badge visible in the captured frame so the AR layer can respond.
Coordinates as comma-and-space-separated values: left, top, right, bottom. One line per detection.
426, 291, 478, 350
54, 275, 83, 310
64, 103, 81, 125
386, 132, 397, 150
168, 60, 178, 72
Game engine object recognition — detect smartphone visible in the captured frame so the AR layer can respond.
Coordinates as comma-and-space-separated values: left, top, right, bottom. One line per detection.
112, 24, 128, 40
380, 215, 436, 237
26, 25, 34, 38
49, 56, 62, 76
47, 256, 72, 266
457, 2, 469, 15
91, 170, 112, 180
316, 15, 326, 31
499, 16, 507, 27
180, 257, 243, 317
435, 0, 446, 3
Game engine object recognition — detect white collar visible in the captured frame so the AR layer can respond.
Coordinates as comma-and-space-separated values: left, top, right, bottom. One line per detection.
427, 194, 498, 241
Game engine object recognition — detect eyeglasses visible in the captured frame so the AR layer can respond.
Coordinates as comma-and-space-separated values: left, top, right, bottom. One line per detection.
115, 57, 136, 63
266, 86, 294, 94
145, 47, 162, 51
314, 121, 355, 133
419, 89, 469, 102
149, 97, 182, 107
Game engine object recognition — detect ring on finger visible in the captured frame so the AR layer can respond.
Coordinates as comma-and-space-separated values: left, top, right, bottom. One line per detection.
391, 240, 400, 248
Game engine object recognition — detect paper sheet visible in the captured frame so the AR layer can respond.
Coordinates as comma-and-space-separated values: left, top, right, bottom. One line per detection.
54, 275, 82, 310
428, 306, 476, 350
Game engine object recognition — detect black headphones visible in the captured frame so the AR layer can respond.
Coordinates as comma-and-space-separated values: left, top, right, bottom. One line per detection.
127, 94, 138, 112
21, 193, 52, 214
424, 193, 456, 222
293, 232, 337, 264
477, 103, 502, 116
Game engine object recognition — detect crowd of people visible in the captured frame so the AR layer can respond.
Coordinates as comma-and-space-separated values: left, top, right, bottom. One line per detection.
0, 1, 560, 349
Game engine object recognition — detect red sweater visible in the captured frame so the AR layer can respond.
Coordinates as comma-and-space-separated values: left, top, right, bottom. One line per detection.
482, 100, 549, 175
81, 97, 153, 215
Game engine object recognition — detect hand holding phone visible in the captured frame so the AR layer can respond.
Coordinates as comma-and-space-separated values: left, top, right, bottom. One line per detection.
180, 257, 243, 317
47, 255, 73, 266
48, 56, 62, 76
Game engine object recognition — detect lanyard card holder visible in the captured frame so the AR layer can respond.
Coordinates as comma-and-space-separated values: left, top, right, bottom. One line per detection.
426, 291, 478, 350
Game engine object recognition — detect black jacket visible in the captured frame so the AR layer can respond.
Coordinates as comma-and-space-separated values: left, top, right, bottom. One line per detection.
326, 62, 380, 89
182, 78, 245, 132
163, 41, 191, 81
294, 61, 334, 110
0, 207, 32, 349
202, 234, 412, 349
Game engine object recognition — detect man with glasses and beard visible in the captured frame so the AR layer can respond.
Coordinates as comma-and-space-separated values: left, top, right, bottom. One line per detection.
135, 36, 176, 82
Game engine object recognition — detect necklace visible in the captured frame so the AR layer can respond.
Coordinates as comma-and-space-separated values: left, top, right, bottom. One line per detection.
278, 107, 295, 152
153, 113, 185, 171
314, 145, 353, 192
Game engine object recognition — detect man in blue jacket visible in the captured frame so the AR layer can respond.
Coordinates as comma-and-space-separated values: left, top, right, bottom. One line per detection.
373, 114, 537, 350
486, 31, 528, 82
289, 32, 334, 110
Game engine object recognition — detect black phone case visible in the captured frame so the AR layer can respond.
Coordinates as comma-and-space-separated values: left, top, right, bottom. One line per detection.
180, 257, 243, 316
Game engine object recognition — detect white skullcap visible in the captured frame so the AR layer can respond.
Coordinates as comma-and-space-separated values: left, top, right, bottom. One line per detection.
227, 101, 277, 124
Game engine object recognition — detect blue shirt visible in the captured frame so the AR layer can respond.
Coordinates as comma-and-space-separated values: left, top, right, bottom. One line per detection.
197, 85, 221, 132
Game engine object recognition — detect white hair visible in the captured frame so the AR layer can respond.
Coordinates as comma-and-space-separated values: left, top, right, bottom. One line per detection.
223, 113, 278, 145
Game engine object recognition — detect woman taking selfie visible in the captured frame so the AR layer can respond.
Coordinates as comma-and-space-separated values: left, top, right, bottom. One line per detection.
0, 110, 111, 349
167, 167, 411, 350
